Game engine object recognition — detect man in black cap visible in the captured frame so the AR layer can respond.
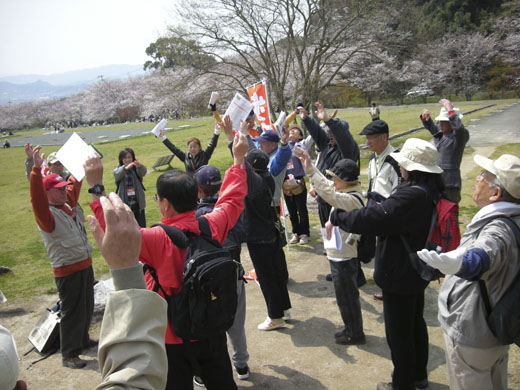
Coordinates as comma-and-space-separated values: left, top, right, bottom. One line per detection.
360, 120, 401, 202
360, 120, 401, 300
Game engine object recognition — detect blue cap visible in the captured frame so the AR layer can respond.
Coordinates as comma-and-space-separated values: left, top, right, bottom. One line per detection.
255, 129, 280, 143
194, 165, 222, 186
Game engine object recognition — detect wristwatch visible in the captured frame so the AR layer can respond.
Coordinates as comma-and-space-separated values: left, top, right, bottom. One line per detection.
88, 184, 105, 195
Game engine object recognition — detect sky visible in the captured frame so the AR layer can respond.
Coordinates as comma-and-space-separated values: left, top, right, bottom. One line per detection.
0, 0, 175, 76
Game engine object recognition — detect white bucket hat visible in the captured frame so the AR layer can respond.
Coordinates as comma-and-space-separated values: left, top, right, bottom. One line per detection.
435, 107, 463, 121
474, 154, 520, 199
390, 138, 443, 174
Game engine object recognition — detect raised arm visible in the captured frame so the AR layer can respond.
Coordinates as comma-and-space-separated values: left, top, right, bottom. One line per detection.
89, 193, 168, 390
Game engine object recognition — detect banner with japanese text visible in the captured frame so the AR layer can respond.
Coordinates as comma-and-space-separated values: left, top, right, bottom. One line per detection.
247, 79, 273, 134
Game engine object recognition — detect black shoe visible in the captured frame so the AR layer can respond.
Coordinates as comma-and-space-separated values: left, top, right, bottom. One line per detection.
0, 266, 11, 275
414, 378, 429, 389
84, 338, 98, 349
62, 356, 87, 369
235, 364, 250, 380
325, 274, 333, 281
357, 277, 367, 287
193, 376, 205, 388
335, 333, 366, 345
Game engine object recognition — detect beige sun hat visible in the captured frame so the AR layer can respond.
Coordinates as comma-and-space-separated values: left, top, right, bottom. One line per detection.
435, 107, 463, 121
46, 152, 59, 165
474, 154, 520, 199
390, 138, 443, 174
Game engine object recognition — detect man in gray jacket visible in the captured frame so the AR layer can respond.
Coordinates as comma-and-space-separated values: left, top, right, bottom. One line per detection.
420, 99, 469, 203
417, 153, 520, 390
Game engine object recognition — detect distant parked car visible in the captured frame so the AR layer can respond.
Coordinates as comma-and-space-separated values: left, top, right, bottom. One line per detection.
406, 87, 434, 98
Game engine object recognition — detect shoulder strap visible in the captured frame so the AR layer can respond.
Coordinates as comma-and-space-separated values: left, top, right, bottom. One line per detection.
479, 216, 520, 315
348, 192, 365, 208
151, 223, 189, 248
384, 153, 401, 178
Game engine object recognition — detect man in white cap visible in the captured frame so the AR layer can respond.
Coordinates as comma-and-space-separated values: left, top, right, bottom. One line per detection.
418, 154, 520, 390
420, 99, 469, 203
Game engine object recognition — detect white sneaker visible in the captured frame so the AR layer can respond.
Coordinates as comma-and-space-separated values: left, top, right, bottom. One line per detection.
257, 317, 285, 331
283, 309, 291, 321
289, 234, 300, 244
299, 234, 309, 244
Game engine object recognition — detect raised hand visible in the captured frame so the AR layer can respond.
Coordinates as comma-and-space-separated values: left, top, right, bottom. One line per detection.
232, 132, 249, 165
32, 145, 44, 168
87, 192, 141, 269
314, 101, 329, 123
421, 109, 431, 121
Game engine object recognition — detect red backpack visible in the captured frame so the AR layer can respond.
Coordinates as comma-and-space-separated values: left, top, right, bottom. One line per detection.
428, 198, 461, 253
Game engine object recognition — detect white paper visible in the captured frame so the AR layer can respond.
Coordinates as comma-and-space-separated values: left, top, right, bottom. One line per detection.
320, 226, 342, 250
151, 118, 168, 137
223, 93, 253, 132
273, 111, 286, 133
55, 133, 99, 181
208, 91, 219, 107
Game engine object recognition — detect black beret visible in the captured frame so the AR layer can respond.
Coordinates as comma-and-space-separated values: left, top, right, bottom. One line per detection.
359, 119, 389, 135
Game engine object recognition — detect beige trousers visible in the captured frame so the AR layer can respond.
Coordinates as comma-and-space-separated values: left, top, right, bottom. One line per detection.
444, 333, 509, 390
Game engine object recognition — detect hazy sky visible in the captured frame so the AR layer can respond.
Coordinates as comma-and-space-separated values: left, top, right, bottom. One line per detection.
0, 0, 175, 76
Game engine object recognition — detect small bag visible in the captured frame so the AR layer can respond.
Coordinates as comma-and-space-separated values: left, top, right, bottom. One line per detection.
275, 219, 287, 248
282, 178, 305, 196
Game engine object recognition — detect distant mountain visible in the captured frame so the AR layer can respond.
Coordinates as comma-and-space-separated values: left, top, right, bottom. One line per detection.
0, 64, 145, 86
0, 64, 146, 105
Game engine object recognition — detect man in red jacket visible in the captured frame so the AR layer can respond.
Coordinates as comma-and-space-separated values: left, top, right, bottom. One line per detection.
85, 132, 249, 390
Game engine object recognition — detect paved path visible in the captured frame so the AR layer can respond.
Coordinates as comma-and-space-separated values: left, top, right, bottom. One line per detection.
5, 123, 201, 147
460, 101, 520, 178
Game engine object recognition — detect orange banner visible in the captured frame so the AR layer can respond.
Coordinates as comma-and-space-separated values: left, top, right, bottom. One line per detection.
247, 81, 273, 134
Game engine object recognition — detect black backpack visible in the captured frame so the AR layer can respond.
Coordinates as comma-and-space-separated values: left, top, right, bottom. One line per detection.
478, 216, 520, 347
349, 193, 376, 264
145, 217, 244, 340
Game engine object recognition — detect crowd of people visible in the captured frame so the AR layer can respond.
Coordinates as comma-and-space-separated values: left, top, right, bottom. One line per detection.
2, 98, 519, 390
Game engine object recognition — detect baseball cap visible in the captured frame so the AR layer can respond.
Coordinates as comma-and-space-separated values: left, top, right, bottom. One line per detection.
0, 325, 19, 390
194, 165, 222, 186
43, 173, 68, 191
474, 154, 520, 199
255, 130, 280, 143
246, 149, 270, 172
326, 159, 360, 182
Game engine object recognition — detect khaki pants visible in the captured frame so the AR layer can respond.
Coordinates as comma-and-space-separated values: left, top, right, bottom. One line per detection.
444, 333, 509, 390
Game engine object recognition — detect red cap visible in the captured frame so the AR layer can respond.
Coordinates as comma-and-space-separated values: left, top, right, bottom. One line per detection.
43, 174, 68, 191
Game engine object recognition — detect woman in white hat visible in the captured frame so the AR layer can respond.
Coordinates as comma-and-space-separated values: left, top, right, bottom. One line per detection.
328, 138, 444, 390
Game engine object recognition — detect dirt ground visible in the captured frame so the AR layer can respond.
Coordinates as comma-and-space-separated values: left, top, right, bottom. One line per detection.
2, 102, 520, 389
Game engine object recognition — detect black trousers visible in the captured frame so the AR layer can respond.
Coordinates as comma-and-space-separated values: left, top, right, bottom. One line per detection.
284, 186, 310, 236
165, 333, 237, 390
382, 290, 429, 390
247, 241, 291, 319
55, 265, 94, 358
329, 259, 364, 337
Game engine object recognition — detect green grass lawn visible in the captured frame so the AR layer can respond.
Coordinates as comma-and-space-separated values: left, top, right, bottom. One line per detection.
0, 101, 518, 299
